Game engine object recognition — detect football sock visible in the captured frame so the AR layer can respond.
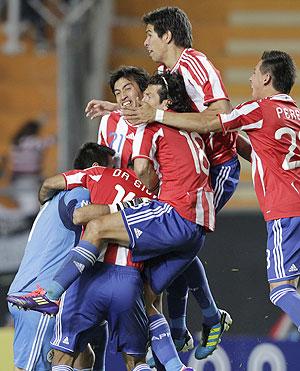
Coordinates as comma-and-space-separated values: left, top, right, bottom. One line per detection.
270, 284, 300, 329
48, 241, 99, 300
74, 369, 93, 371
52, 366, 73, 371
186, 258, 221, 327
132, 364, 152, 371
149, 314, 184, 371
166, 274, 188, 339
151, 351, 165, 371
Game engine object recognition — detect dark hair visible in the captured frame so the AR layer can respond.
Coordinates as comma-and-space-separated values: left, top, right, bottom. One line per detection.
12, 120, 41, 145
142, 7, 192, 48
73, 142, 115, 169
109, 66, 150, 94
260, 50, 296, 94
148, 72, 193, 113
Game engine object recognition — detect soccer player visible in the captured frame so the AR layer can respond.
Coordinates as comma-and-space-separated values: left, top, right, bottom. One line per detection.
165, 50, 300, 332
7, 143, 114, 371
97, 66, 150, 168
120, 6, 236, 359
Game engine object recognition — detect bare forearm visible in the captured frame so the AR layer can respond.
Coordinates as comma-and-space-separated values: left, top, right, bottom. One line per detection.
236, 134, 252, 162
134, 159, 159, 194
39, 174, 66, 204
73, 204, 110, 225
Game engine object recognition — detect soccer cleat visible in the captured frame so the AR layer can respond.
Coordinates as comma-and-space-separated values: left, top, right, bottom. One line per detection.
195, 309, 232, 360
174, 329, 194, 352
6, 286, 59, 316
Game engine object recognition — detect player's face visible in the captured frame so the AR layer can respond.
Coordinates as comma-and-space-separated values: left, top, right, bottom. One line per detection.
142, 84, 168, 110
144, 24, 168, 63
114, 77, 143, 108
250, 60, 266, 99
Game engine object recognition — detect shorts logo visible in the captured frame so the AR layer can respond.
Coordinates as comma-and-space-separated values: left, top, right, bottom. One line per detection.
47, 349, 54, 363
62, 336, 70, 345
288, 264, 298, 272
134, 228, 143, 238
73, 261, 85, 273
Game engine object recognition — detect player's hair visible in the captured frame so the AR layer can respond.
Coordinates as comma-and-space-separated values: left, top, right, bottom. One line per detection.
149, 72, 193, 113
109, 66, 150, 94
73, 142, 115, 169
142, 7, 192, 48
260, 50, 296, 94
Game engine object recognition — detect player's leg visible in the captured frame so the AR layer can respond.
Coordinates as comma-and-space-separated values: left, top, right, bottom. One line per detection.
267, 217, 300, 329
88, 321, 108, 371
51, 266, 109, 370
73, 344, 95, 371
144, 283, 193, 371
8, 302, 54, 371
122, 353, 152, 371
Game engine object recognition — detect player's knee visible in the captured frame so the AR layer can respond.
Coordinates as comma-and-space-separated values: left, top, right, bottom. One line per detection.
123, 353, 145, 371
85, 219, 104, 238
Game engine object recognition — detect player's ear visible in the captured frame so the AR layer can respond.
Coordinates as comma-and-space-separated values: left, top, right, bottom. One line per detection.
161, 99, 170, 110
163, 30, 172, 44
263, 73, 272, 86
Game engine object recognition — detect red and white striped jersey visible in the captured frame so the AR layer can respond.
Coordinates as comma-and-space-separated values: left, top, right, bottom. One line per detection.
63, 166, 154, 269
98, 111, 136, 168
132, 122, 215, 231
220, 94, 300, 220
158, 48, 237, 166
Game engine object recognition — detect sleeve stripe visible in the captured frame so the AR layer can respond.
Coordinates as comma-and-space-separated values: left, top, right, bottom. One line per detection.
221, 101, 260, 123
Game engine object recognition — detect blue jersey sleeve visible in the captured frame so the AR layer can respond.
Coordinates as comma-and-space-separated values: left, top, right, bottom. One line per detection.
59, 188, 90, 231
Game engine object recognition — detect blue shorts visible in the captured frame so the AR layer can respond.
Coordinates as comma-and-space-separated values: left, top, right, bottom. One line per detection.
51, 262, 148, 356
9, 302, 55, 371
266, 217, 300, 282
210, 156, 240, 213
121, 200, 205, 262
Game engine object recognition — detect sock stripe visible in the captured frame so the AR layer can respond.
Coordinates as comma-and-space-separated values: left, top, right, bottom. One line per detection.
52, 366, 73, 371
149, 318, 168, 331
73, 245, 97, 261
270, 288, 295, 304
71, 246, 97, 264
133, 364, 151, 371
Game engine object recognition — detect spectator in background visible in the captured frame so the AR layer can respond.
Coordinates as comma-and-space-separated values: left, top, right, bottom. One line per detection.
10, 119, 55, 218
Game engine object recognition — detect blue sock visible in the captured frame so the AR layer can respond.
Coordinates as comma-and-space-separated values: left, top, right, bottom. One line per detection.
52, 366, 73, 371
270, 284, 300, 329
185, 258, 220, 326
149, 314, 183, 371
48, 241, 99, 300
132, 364, 152, 371
166, 274, 188, 339
74, 369, 92, 371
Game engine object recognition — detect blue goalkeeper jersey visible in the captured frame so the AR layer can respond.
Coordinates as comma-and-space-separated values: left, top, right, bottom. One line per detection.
8, 188, 90, 294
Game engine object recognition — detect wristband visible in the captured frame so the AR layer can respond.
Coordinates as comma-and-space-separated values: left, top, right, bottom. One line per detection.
155, 109, 164, 123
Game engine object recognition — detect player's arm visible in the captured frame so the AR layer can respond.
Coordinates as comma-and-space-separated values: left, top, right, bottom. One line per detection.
134, 158, 159, 194
73, 204, 110, 225
39, 174, 66, 204
236, 134, 252, 162
85, 99, 118, 119
122, 99, 230, 133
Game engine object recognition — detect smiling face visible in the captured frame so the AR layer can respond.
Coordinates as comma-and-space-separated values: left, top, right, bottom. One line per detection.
144, 24, 168, 64
249, 60, 268, 100
113, 77, 143, 108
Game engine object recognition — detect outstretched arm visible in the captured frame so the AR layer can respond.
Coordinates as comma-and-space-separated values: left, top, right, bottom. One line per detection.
39, 174, 66, 205
236, 134, 252, 162
85, 99, 118, 119
122, 99, 231, 133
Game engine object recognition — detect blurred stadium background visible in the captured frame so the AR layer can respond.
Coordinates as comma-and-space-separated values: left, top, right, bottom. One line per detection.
0, 0, 299, 370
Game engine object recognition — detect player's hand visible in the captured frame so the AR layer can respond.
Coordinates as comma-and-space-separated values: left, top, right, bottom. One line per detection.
122, 101, 156, 125
85, 99, 117, 119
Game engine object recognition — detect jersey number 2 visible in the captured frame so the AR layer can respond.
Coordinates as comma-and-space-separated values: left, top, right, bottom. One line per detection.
275, 127, 300, 170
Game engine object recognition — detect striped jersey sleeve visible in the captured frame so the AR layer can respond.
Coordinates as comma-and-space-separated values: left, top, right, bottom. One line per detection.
220, 101, 263, 133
